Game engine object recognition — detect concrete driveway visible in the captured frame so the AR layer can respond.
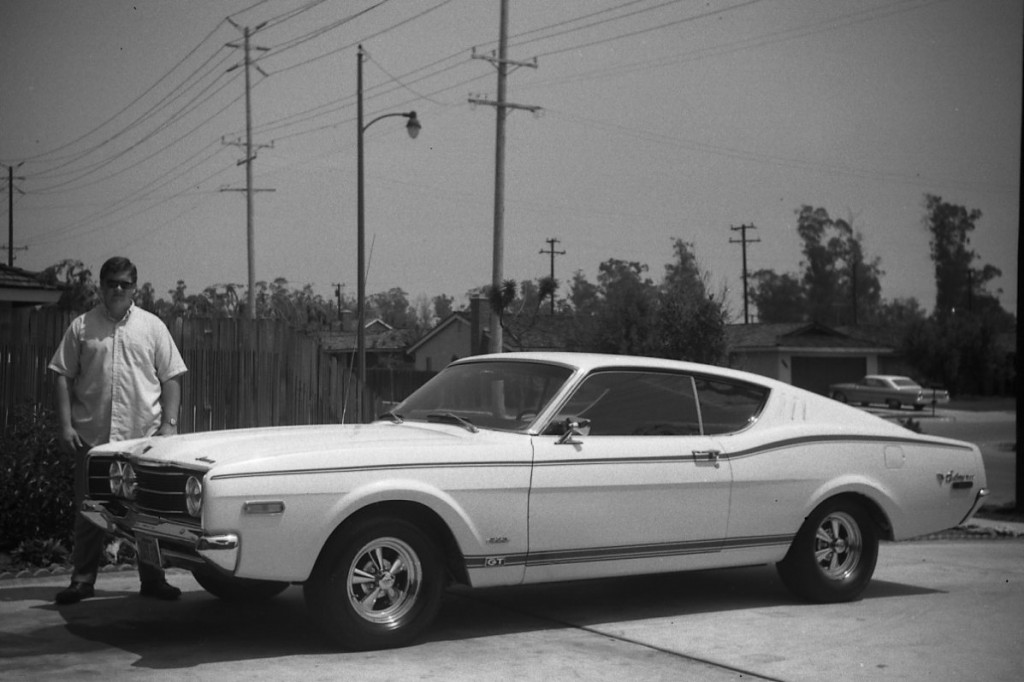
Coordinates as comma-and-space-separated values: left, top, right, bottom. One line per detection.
2, 537, 1022, 681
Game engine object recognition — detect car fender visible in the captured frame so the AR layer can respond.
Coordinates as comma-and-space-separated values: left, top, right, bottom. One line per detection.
798, 474, 898, 537
320, 477, 489, 552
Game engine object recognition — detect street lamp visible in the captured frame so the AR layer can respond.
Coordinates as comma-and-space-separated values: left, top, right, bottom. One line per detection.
356, 44, 420, 422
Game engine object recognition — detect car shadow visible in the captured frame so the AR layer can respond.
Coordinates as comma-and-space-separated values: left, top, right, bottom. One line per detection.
5, 565, 941, 669
428, 565, 941, 641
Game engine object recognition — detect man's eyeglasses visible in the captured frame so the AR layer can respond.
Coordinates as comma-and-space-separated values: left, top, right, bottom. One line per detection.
104, 279, 135, 291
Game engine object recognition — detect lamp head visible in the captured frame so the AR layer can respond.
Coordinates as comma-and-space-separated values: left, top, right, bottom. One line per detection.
406, 112, 421, 139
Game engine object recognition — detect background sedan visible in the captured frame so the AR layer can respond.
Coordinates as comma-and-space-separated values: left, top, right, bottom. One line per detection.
829, 375, 950, 410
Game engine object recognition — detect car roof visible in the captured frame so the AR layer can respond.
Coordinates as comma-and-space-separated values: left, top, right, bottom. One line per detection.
451, 352, 779, 387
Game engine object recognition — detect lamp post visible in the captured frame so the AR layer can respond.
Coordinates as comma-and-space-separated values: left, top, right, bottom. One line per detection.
356, 44, 421, 423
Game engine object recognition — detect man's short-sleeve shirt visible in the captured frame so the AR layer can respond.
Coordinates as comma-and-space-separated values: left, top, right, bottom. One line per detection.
49, 304, 187, 446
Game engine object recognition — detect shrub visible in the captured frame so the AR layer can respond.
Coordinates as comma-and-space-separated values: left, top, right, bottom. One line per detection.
0, 403, 75, 552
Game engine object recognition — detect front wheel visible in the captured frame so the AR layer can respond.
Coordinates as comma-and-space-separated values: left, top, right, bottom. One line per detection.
777, 498, 878, 603
304, 517, 444, 650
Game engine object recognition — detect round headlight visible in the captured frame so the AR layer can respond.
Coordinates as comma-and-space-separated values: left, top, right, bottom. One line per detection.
185, 476, 203, 517
108, 461, 125, 496
122, 464, 138, 500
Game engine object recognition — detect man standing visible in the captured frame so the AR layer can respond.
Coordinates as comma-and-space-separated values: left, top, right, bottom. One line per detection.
49, 256, 188, 604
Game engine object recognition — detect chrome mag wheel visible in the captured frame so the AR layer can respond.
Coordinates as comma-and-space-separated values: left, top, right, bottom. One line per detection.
813, 511, 862, 580
346, 536, 423, 627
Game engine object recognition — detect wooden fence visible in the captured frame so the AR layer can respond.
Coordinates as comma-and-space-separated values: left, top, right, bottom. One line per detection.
1, 308, 433, 434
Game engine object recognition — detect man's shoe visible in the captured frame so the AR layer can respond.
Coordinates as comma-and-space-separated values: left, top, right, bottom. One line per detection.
55, 581, 95, 605
140, 581, 181, 600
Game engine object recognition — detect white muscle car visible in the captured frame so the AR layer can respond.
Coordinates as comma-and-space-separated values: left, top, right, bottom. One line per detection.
82, 353, 987, 650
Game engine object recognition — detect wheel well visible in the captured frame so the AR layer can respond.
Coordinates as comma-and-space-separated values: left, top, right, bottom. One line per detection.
327, 501, 471, 586
819, 492, 894, 541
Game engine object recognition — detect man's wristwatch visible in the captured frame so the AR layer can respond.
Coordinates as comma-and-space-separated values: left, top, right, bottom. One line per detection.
164, 417, 178, 427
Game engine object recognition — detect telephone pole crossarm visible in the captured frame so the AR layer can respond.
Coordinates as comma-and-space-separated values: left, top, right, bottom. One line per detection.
468, 97, 542, 114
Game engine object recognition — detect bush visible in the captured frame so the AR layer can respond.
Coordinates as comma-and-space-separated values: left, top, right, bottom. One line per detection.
0, 403, 75, 552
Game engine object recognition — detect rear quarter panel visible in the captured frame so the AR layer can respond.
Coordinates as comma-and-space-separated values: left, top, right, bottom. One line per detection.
725, 389, 986, 546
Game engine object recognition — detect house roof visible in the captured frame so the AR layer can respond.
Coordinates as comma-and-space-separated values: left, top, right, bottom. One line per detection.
726, 322, 890, 351
406, 311, 471, 355
0, 264, 63, 306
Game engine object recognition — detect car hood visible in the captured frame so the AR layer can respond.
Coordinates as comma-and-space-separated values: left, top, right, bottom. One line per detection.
89, 422, 493, 473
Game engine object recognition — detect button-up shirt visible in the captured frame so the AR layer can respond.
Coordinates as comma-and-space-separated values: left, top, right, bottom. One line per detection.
49, 303, 187, 446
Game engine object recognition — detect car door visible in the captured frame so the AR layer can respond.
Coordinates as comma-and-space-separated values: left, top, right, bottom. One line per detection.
525, 369, 732, 583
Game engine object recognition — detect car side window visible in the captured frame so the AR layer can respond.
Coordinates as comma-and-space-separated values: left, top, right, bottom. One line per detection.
693, 377, 769, 434
554, 370, 701, 436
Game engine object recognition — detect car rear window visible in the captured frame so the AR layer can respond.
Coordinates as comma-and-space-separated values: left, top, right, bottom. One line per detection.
694, 376, 769, 434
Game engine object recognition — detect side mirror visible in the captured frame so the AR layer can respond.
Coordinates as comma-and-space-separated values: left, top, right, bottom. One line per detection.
555, 417, 591, 445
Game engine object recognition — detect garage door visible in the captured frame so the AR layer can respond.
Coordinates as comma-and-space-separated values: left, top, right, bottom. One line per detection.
791, 356, 866, 396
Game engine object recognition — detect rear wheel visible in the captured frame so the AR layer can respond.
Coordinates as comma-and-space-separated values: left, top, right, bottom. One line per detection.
191, 567, 289, 602
832, 392, 848, 403
304, 517, 444, 650
886, 399, 902, 410
777, 498, 878, 603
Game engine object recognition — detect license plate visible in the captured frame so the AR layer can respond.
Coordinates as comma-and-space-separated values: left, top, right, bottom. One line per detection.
136, 534, 163, 568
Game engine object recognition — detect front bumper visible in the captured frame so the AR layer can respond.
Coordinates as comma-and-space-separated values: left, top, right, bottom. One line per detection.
81, 499, 239, 573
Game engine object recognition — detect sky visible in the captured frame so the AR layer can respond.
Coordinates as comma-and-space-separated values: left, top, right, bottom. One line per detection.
1, 0, 1020, 321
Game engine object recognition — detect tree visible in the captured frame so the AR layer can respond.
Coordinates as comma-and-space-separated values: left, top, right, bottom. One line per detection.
749, 270, 805, 323
654, 240, 728, 363
567, 269, 599, 313
38, 259, 97, 313
923, 194, 1003, 319
902, 195, 1015, 395
750, 206, 882, 324
565, 240, 728, 363
367, 287, 413, 328
432, 294, 454, 320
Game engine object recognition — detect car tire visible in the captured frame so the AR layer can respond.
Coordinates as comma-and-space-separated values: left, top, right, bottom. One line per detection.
776, 498, 878, 603
191, 567, 289, 602
886, 399, 901, 410
304, 516, 444, 651
832, 392, 848, 403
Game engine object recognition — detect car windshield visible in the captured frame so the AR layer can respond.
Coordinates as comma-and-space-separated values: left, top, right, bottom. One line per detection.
892, 378, 921, 388
389, 360, 574, 432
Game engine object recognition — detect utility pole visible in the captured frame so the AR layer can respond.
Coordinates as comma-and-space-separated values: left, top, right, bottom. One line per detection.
850, 247, 859, 326
470, 0, 539, 353
539, 237, 565, 314
729, 224, 760, 324
224, 21, 274, 319
3, 163, 26, 266
333, 283, 344, 321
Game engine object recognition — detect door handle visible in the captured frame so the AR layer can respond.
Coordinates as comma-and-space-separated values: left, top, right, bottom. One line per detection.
692, 450, 721, 468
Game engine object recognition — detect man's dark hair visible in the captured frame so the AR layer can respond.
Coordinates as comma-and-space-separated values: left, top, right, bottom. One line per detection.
99, 256, 138, 284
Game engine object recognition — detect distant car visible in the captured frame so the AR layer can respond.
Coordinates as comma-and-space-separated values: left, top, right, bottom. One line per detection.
829, 375, 950, 411
82, 353, 985, 650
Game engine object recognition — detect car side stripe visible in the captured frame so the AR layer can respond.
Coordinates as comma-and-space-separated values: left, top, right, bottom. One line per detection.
464, 534, 793, 570
209, 434, 972, 480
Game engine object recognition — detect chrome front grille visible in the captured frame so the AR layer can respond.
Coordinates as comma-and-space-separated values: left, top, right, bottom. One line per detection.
85, 453, 202, 523
134, 463, 191, 516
